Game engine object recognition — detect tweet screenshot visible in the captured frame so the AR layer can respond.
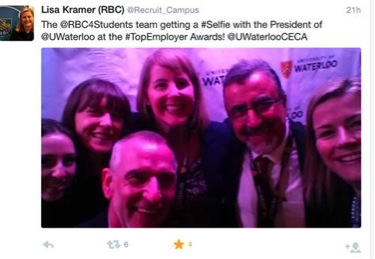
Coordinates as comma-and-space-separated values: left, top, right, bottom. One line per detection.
0, 0, 373, 258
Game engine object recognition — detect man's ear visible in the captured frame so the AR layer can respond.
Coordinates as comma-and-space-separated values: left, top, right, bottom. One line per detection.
102, 168, 113, 199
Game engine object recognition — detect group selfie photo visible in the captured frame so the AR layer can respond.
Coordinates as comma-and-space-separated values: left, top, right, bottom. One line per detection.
41, 48, 361, 228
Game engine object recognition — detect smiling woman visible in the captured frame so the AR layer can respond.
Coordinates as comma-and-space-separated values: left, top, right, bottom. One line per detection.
62, 78, 131, 225
9, 7, 34, 41
304, 78, 361, 228
135, 49, 234, 227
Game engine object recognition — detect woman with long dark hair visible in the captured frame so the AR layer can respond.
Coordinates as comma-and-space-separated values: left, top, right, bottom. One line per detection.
62, 78, 131, 224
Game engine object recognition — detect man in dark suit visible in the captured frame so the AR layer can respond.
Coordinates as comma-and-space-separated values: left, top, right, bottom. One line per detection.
223, 59, 306, 228
80, 130, 177, 227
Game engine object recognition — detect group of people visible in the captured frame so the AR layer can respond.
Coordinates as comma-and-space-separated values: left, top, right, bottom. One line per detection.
9, 7, 34, 41
42, 49, 361, 228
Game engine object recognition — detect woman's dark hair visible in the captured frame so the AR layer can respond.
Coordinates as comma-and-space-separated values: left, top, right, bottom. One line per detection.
61, 78, 131, 139
42, 118, 74, 140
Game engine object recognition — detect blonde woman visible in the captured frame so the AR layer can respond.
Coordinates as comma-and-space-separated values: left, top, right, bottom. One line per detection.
10, 7, 34, 41
304, 78, 361, 227
136, 49, 233, 227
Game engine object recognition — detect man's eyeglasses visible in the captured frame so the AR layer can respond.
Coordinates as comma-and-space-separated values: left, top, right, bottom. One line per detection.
229, 96, 283, 120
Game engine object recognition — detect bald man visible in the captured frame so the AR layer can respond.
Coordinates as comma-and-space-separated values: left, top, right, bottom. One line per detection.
80, 131, 177, 228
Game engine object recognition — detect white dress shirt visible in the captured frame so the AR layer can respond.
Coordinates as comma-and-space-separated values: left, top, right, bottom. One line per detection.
237, 122, 305, 227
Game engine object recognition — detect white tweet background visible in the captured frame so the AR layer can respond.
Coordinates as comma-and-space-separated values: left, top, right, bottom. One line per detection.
0, 0, 373, 258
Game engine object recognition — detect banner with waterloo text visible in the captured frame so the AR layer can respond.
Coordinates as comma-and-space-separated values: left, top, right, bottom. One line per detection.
41, 48, 360, 124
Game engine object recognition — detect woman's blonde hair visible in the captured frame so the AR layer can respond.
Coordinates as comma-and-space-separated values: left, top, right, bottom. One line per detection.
136, 48, 209, 132
304, 77, 361, 205
16, 7, 34, 32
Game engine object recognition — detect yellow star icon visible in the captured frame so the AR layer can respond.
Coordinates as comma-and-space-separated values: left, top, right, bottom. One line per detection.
174, 239, 184, 249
